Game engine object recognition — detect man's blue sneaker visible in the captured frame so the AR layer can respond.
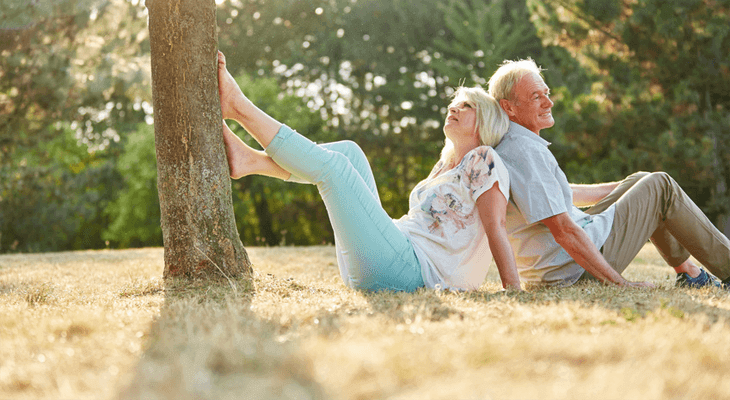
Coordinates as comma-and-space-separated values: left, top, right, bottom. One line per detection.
720, 276, 730, 290
676, 267, 721, 289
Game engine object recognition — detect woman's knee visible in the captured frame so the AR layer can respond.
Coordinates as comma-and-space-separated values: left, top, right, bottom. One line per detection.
337, 140, 367, 162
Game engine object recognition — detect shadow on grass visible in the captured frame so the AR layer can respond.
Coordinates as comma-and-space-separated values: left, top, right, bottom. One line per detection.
119, 274, 327, 400
464, 280, 730, 324
360, 288, 465, 324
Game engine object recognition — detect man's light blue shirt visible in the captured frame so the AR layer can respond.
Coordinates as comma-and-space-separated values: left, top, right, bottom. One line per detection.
495, 122, 616, 286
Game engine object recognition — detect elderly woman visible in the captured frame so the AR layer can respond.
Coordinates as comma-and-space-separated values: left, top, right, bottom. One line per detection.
217, 51, 520, 292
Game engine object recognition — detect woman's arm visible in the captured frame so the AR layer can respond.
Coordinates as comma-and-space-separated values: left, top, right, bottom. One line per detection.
477, 184, 522, 291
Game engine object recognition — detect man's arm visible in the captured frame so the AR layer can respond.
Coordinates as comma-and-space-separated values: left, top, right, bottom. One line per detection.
542, 212, 654, 288
570, 182, 620, 208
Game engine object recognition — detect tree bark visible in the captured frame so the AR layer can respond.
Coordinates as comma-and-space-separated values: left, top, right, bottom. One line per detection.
147, 0, 252, 278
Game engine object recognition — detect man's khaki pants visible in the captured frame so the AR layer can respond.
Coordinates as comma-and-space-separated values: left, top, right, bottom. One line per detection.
584, 171, 730, 280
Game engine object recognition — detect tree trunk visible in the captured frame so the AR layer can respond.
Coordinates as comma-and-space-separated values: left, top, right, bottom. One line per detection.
147, 0, 252, 278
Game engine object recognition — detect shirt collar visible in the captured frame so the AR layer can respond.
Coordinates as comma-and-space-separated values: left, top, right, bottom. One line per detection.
507, 121, 551, 147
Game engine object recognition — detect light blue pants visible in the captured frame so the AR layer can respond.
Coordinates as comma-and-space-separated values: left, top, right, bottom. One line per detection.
264, 125, 424, 292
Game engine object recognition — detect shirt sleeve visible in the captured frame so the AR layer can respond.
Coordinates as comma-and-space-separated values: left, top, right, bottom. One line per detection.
506, 143, 568, 224
466, 146, 510, 204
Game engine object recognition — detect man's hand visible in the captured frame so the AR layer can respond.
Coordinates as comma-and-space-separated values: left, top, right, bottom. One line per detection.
542, 212, 654, 289
623, 280, 656, 289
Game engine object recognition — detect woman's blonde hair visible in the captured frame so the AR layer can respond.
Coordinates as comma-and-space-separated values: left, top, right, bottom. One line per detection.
438, 86, 509, 167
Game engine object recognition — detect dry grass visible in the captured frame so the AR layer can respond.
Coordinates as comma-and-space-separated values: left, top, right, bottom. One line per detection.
2, 245, 730, 400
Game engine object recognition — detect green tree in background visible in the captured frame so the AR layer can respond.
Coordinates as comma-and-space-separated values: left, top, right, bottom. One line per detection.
0, 0, 152, 252
1, 0, 591, 251
15, 0, 723, 252
215, 0, 543, 222
232, 0, 452, 220
528, 0, 730, 229
103, 123, 161, 248
1, 125, 123, 251
431, 0, 590, 94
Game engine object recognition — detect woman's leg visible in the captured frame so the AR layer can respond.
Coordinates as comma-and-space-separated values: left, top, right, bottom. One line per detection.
219, 52, 420, 291
265, 125, 422, 291
219, 53, 281, 149
288, 141, 380, 202
222, 122, 291, 180
225, 123, 380, 201
219, 52, 379, 199
224, 129, 383, 284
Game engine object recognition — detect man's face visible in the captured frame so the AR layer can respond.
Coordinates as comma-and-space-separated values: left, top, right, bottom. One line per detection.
502, 72, 554, 135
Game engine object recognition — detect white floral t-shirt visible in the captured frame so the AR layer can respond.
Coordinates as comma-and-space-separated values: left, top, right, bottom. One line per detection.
394, 146, 510, 291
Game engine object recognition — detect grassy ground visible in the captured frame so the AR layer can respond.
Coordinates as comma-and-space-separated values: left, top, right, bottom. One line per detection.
2, 245, 730, 400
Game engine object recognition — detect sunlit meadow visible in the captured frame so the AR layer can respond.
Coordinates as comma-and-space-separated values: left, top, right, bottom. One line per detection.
2, 245, 730, 400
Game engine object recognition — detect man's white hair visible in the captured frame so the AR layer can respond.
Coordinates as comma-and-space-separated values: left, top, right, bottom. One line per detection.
487, 58, 544, 102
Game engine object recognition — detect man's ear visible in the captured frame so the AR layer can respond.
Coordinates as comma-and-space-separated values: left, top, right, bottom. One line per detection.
499, 98, 514, 116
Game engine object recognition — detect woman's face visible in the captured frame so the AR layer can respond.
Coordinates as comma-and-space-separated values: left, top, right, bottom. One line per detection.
443, 96, 478, 141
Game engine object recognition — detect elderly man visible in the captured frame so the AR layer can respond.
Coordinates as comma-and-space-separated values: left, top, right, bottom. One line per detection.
487, 58, 730, 289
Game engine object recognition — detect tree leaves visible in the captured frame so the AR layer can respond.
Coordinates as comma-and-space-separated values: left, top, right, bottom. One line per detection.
530, 0, 730, 223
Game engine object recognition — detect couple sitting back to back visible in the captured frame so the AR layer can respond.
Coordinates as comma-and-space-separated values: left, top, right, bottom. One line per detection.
216, 50, 730, 293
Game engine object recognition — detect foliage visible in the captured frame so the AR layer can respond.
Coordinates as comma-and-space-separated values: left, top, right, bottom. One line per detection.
4, 0, 727, 252
431, 0, 592, 96
0, 0, 151, 252
0, 125, 123, 252
528, 0, 730, 224
217, 0, 454, 221
103, 123, 161, 248
1, 0, 151, 163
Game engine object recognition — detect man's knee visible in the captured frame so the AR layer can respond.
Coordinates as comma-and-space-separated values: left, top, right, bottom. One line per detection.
627, 171, 651, 182
645, 171, 673, 184
641, 171, 681, 196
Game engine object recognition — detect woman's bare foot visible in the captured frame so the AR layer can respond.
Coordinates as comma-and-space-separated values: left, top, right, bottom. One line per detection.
217, 51, 244, 121
221, 122, 291, 180
222, 121, 258, 179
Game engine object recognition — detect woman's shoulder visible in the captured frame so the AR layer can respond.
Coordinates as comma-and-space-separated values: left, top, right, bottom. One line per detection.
472, 144, 499, 156
463, 146, 510, 182
461, 145, 504, 167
